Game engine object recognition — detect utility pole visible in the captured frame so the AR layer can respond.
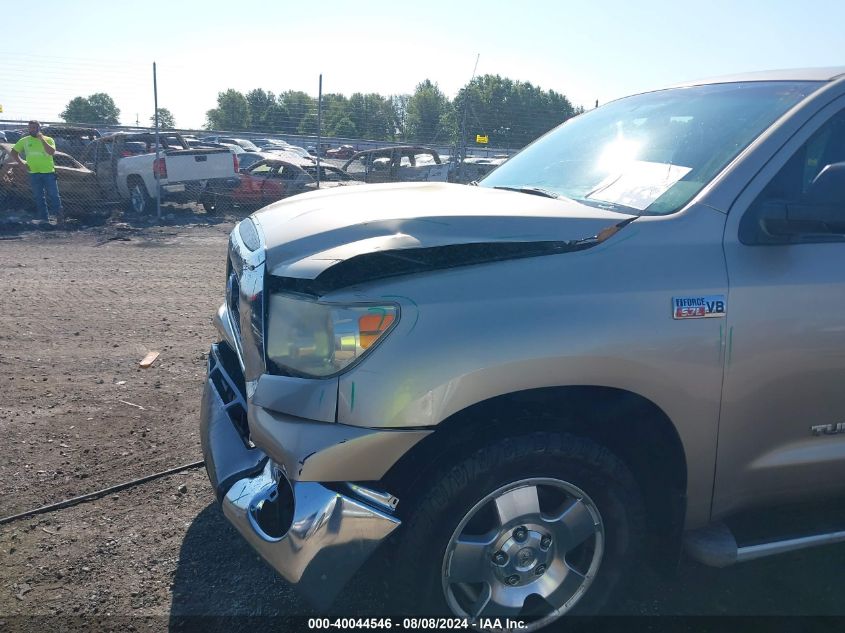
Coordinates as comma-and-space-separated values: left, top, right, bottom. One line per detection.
316, 74, 322, 189
153, 62, 161, 222
457, 54, 480, 182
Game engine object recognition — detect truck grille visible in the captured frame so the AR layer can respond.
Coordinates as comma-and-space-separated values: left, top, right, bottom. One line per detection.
208, 342, 249, 443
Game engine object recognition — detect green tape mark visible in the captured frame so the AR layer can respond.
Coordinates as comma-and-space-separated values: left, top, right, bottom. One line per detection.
728, 326, 733, 366
367, 306, 390, 329
350, 382, 356, 411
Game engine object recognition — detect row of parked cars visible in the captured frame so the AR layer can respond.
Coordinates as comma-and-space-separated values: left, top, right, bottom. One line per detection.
0, 125, 506, 215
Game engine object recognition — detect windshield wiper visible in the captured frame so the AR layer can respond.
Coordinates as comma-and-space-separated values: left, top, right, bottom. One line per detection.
493, 185, 560, 199
574, 197, 642, 215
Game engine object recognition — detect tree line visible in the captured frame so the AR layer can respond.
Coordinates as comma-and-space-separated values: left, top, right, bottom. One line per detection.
58, 75, 584, 149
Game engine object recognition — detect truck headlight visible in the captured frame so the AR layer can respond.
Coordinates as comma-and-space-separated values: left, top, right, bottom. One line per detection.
266, 294, 399, 377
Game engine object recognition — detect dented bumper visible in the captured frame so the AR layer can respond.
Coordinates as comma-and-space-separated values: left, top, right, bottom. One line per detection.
221, 462, 400, 608
200, 342, 403, 607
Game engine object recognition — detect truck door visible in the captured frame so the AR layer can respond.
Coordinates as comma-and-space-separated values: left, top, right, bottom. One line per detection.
716, 99, 845, 517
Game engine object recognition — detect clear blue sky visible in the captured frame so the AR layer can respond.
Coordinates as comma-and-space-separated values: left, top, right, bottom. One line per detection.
1, 0, 843, 129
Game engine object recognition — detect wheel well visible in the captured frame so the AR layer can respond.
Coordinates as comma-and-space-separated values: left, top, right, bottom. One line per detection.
382, 386, 687, 566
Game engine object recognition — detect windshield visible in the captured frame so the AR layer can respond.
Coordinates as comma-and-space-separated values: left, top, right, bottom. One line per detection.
481, 81, 820, 215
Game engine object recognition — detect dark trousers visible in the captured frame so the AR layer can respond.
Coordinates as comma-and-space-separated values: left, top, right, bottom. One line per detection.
29, 172, 63, 220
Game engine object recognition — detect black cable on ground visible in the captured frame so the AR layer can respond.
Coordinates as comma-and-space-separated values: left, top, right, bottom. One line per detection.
0, 460, 205, 526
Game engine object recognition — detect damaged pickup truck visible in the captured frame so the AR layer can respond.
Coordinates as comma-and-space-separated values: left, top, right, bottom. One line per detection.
201, 67, 845, 630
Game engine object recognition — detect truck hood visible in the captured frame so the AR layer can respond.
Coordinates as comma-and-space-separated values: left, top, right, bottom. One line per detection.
254, 182, 634, 292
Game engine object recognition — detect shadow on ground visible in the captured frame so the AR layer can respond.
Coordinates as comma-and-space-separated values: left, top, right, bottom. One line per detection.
168, 502, 394, 632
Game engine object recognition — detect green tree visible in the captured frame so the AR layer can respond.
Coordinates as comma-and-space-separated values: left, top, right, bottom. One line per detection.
391, 94, 410, 141
150, 107, 176, 129
87, 93, 121, 124
454, 75, 580, 149
348, 93, 394, 141
330, 116, 358, 138
246, 89, 276, 131
278, 91, 315, 134
406, 80, 451, 143
296, 111, 318, 135
321, 93, 351, 138
60, 97, 95, 124
205, 89, 251, 131
60, 93, 120, 125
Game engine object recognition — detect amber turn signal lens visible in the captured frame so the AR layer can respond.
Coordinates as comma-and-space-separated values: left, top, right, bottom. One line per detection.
359, 312, 395, 349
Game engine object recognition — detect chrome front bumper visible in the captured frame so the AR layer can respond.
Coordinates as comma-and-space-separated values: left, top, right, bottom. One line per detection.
200, 343, 401, 608
222, 462, 400, 608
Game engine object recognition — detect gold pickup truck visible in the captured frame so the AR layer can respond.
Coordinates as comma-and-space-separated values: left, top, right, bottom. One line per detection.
201, 67, 845, 631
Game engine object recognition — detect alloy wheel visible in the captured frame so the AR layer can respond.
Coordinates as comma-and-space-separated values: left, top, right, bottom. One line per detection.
441, 478, 604, 630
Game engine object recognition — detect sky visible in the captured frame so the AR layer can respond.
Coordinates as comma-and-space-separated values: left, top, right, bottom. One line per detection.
1, 0, 844, 130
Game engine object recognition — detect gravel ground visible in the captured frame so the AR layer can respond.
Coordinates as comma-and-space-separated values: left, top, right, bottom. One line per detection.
2, 214, 845, 632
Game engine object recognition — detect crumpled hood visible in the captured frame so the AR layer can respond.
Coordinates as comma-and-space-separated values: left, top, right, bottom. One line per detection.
254, 182, 633, 282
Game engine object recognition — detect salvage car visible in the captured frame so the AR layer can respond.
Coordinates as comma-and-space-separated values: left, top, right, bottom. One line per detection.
201, 68, 845, 629
201, 136, 260, 152
325, 144, 356, 159
200, 156, 356, 212
1, 142, 100, 211
236, 151, 274, 171
451, 155, 509, 184
40, 126, 101, 159
263, 144, 314, 161
342, 145, 450, 183
79, 132, 238, 214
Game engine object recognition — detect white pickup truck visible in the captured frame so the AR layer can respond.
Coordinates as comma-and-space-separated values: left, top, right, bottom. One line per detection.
79, 132, 238, 214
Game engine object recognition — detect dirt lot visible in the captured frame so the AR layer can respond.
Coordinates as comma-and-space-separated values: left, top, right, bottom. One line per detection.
2, 216, 845, 632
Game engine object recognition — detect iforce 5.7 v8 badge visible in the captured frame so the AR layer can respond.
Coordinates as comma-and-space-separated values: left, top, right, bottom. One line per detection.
672, 295, 727, 319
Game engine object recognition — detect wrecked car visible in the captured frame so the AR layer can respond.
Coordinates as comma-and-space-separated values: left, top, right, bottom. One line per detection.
201, 67, 845, 629
1, 142, 100, 211
79, 132, 237, 214
451, 155, 509, 184
199, 156, 358, 213
325, 144, 357, 159
342, 145, 450, 183
40, 126, 101, 159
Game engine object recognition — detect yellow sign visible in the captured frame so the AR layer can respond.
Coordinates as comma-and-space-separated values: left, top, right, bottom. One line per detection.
476, 134, 488, 144
0, 104, 3, 113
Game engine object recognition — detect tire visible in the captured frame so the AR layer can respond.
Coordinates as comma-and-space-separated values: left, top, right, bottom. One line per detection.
390, 432, 645, 630
127, 178, 153, 215
201, 193, 231, 215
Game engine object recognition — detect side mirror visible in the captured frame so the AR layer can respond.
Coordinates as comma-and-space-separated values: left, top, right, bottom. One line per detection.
749, 199, 845, 243
741, 162, 845, 244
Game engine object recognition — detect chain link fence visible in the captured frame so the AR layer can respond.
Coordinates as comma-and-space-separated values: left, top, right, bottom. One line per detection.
0, 53, 582, 224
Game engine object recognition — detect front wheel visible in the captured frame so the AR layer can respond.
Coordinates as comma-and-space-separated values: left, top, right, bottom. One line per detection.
391, 433, 645, 630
